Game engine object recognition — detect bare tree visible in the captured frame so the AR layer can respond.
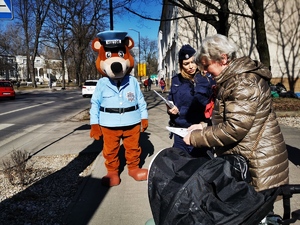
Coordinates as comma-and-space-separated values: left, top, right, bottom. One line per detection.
65, 0, 110, 86
14, 0, 33, 82
2, 0, 139, 86
174, 0, 210, 47
229, 1, 258, 59
14, 0, 51, 87
166, 0, 231, 36
42, 0, 75, 89
140, 37, 158, 76
244, 0, 270, 69
64, 0, 135, 86
126, 0, 271, 68
168, 0, 271, 67
0, 25, 27, 55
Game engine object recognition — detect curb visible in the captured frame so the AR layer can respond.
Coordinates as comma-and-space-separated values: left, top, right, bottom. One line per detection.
276, 111, 300, 117
15, 86, 80, 94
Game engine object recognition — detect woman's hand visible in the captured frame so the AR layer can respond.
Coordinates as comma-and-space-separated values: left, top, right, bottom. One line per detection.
168, 105, 179, 115
183, 132, 191, 145
184, 123, 205, 145
187, 123, 203, 131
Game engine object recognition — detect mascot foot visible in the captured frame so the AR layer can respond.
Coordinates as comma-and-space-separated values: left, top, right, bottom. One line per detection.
128, 168, 148, 181
101, 171, 121, 187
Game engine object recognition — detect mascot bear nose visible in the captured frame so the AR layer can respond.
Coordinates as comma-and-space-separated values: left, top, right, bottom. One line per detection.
111, 62, 123, 73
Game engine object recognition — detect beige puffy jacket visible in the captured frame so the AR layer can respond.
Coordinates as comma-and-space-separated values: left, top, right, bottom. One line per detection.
190, 57, 289, 191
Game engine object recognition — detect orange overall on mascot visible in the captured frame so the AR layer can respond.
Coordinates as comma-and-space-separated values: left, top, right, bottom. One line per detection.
89, 30, 149, 187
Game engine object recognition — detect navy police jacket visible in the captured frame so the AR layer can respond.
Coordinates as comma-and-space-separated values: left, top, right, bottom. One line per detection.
168, 73, 215, 128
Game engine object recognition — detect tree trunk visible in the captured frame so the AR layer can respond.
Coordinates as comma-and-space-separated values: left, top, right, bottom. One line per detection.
252, 0, 270, 69
217, 0, 230, 36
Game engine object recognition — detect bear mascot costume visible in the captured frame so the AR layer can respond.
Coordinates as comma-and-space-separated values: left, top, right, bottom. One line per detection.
89, 30, 149, 187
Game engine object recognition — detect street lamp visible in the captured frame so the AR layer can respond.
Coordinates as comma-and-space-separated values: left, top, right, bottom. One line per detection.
129, 28, 141, 80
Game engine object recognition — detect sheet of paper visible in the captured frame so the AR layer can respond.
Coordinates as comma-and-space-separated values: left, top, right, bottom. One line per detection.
153, 90, 174, 108
166, 126, 189, 138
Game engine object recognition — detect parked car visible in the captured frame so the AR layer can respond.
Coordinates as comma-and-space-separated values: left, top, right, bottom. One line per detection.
0, 80, 16, 100
82, 80, 98, 98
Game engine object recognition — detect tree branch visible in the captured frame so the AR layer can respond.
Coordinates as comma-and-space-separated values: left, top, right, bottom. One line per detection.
124, 6, 197, 21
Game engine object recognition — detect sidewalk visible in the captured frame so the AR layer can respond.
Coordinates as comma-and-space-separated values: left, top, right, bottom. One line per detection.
63, 87, 300, 225
15, 85, 79, 94
64, 87, 173, 225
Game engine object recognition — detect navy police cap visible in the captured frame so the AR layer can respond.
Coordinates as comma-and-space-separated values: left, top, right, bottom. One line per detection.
178, 44, 196, 62
96, 30, 128, 48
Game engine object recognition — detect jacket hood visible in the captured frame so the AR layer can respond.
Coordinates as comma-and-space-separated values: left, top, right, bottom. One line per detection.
215, 56, 272, 84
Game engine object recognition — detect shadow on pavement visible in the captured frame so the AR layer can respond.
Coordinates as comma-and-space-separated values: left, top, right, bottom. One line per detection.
0, 124, 103, 224
110, 131, 154, 175
140, 131, 155, 164
286, 144, 300, 166
64, 174, 109, 225
64, 130, 154, 225
144, 90, 169, 111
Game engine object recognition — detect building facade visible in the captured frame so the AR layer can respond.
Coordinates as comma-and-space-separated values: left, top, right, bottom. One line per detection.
15, 55, 68, 84
0, 54, 17, 81
158, 0, 300, 92
0, 51, 68, 84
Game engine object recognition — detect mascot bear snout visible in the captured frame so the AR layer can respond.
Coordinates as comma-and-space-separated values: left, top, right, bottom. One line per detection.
111, 62, 123, 73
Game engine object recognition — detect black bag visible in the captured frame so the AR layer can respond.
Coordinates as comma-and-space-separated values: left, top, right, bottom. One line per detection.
148, 147, 265, 225
218, 154, 252, 183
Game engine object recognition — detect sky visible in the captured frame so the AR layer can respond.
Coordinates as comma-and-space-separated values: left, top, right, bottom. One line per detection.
0, 0, 163, 42
113, 0, 163, 42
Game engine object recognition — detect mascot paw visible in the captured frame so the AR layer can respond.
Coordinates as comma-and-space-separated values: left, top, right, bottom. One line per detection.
141, 119, 148, 132
90, 124, 102, 140
101, 171, 121, 187
128, 168, 148, 181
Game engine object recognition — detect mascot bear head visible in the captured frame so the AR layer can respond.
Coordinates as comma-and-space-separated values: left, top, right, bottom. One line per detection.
91, 30, 135, 80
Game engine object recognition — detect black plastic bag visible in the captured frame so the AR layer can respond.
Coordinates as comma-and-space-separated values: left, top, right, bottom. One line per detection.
148, 147, 265, 225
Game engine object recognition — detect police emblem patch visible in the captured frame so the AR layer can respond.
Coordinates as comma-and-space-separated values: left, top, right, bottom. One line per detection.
127, 92, 135, 102
185, 54, 189, 59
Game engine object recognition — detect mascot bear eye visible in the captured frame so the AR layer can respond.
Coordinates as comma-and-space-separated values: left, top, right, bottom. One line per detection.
118, 51, 124, 58
106, 52, 112, 58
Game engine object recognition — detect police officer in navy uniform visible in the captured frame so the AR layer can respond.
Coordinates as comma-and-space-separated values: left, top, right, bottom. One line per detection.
167, 44, 215, 157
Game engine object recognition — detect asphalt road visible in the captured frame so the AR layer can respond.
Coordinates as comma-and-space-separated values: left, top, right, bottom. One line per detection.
0, 88, 91, 161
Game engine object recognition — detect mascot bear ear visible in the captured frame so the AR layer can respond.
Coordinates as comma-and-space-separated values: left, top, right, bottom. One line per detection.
124, 37, 134, 50
91, 38, 101, 51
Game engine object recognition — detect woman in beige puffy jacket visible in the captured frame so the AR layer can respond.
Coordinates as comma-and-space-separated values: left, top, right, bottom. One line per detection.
183, 34, 289, 192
